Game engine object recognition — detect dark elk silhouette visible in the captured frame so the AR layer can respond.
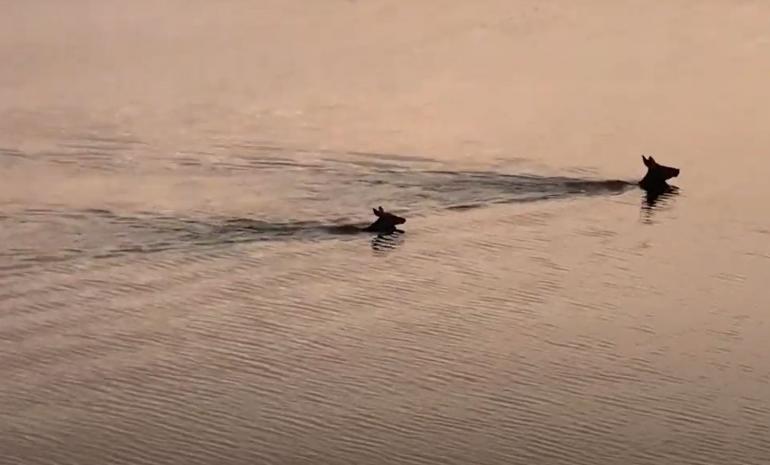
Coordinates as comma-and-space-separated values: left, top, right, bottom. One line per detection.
639, 155, 680, 190
363, 206, 406, 234
638, 155, 680, 208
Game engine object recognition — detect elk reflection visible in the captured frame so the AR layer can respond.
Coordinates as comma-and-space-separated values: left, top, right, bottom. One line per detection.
640, 185, 680, 223
371, 231, 405, 252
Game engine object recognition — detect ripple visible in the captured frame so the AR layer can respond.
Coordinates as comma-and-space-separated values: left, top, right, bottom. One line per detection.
2, 143, 767, 465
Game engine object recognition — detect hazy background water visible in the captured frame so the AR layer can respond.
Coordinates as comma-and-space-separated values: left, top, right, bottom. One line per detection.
2, 1, 770, 464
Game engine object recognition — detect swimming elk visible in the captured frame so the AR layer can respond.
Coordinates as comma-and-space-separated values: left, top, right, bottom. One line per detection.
639, 155, 680, 191
364, 206, 406, 234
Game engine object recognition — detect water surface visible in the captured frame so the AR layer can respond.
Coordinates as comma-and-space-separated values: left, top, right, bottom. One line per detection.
2, 1, 770, 464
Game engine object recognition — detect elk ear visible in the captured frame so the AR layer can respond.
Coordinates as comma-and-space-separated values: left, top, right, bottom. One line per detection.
373, 208, 381, 217
378, 206, 384, 213
648, 156, 656, 164
642, 155, 650, 166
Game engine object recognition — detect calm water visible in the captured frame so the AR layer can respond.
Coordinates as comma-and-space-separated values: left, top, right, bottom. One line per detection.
2, 2, 770, 464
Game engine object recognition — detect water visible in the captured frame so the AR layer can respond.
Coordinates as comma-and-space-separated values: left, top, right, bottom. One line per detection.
2, 2, 770, 464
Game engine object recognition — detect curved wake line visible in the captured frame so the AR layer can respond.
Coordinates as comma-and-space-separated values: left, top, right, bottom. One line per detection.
2, 171, 638, 265
352, 170, 636, 213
